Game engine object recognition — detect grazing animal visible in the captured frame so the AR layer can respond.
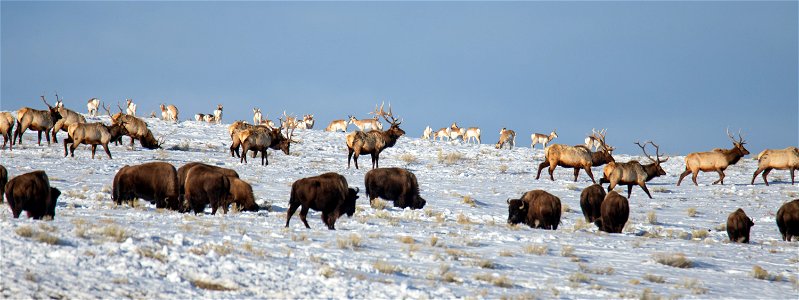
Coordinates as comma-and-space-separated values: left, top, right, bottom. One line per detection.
296, 114, 314, 129
448, 122, 463, 141
0, 165, 7, 200
203, 114, 215, 123
531, 129, 557, 149
600, 141, 667, 199
726, 208, 754, 243
421, 126, 433, 140
184, 164, 233, 215
536, 130, 614, 183
63, 121, 129, 159
14, 96, 63, 146
325, 119, 348, 132
213, 104, 223, 124
580, 184, 606, 222
160, 104, 179, 122
677, 130, 750, 186
776, 199, 799, 241
112, 162, 180, 209
4, 170, 60, 219
346, 104, 405, 169
111, 107, 162, 149
226, 178, 260, 213
50, 94, 87, 143
433, 127, 450, 142
87, 98, 101, 116
751, 147, 799, 186
593, 191, 629, 233
0, 111, 14, 150
495, 128, 516, 149
125, 99, 137, 116
464, 127, 481, 144
286, 172, 359, 230
177, 162, 240, 201
228, 121, 254, 157
364, 168, 426, 209
506, 190, 561, 230
238, 126, 273, 165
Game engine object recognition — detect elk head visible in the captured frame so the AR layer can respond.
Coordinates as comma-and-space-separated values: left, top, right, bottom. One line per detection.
636, 140, 668, 176
381, 103, 405, 136
591, 129, 614, 154
727, 128, 750, 156
40, 95, 63, 122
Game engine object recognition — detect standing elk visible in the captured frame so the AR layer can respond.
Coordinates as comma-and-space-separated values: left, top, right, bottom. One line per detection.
593, 191, 629, 233
677, 129, 750, 186
4, 170, 60, 219
326, 119, 348, 132
751, 147, 799, 186
51, 94, 87, 143
726, 208, 754, 243
495, 128, 516, 149
346, 105, 405, 169
253, 108, 263, 125
87, 98, 101, 116
1, 111, 14, 150
599, 141, 667, 199
536, 131, 614, 184
213, 104, 223, 124
464, 127, 481, 144
531, 129, 558, 149
422, 126, 433, 140
63, 105, 128, 159
239, 122, 295, 165
160, 104, 179, 122
228, 121, 254, 157
506, 190, 561, 230
14, 95, 63, 146
286, 172, 359, 230
111, 104, 162, 149
776, 199, 799, 241
113, 162, 180, 209
125, 99, 137, 116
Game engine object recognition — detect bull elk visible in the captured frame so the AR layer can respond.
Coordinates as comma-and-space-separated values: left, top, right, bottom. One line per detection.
325, 119, 348, 132
495, 128, 516, 149
677, 129, 750, 186
531, 129, 557, 149
536, 131, 615, 183
51, 93, 87, 143
63, 104, 128, 159
125, 98, 137, 116
751, 147, 799, 186
1, 112, 14, 150
111, 104, 163, 149
160, 104, 179, 122
346, 104, 405, 169
87, 98, 101, 116
14, 95, 63, 146
600, 141, 667, 199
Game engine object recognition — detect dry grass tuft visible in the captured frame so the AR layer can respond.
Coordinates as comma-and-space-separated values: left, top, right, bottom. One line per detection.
399, 235, 415, 244
101, 224, 128, 243
475, 273, 513, 288
646, 211, 658, 224
653, 253, 693, 268
429, 235, 440, 247
373, 260, 400, 274
15, 226, 34, 238
691, 229, 709, 240
643, 274, 666, 283
498, 164, 509, 173
474, 259, 495, 269
561, 245, 575, 257
561, 203, 571, 213
337, 234, 362, 250
462, 195, 476, 207
564, 183, 580, 191
568, 272, 591, 283
686, 207, 697, 217
318, 266, 335, 278
399, 153, 418, 165
456, 213, 473, 225
524, 244, 548, 255
499, 250, 514, 257
439, 151, 464, 165
578, 263, 614, 275
34, 232, 62, 245
676, 278, 707, 294
190, 278, 237, 291
371, 198, 389, 210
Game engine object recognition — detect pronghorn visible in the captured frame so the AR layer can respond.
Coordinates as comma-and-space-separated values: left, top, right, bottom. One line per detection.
213, 104, 223, 124
448, 122, 464, 141
281, 111, 299, 130
495, 128, 516, 149
194, 114, 206, 122
433, 127, 450, 141
677, 129, 750, 186
422, 126, 433, 140
325, 119, 348, 132
585, 128, 609, 151
296, 114, 315, 129
125, 99, 137, 116
348, 115, 382, 132
252, 108, 262, 125
531, 129, 558, 149
87, 98, 101, 117
464, 127, 481, 144
203, 114, 215, 123
160, 104, 179, 122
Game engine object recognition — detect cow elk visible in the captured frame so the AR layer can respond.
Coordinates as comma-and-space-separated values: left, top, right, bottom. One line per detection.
346, 104, 405, 169
726, 208, 754, 243
1, 112, 14, 150
495, 128, 516, 149
506, 190, 561, 230
239, 121, 295, 165
14, 95, 63, 146
87, 98, 101, 116
751, 147, 799, 186
4, 170, 60, 219
677, 129, 750, 186
600, 141, 667, 199
536, 131, 614, 183
286, 172, 359, 230
464, 127, 481, 144
326, 119, 348, 132
593, 191, 629, 233
531, 129, 557, 149
776, 199, 799, 241
160, 104, 179, 122
51, 94, 87, 143
125, 99, 137, 116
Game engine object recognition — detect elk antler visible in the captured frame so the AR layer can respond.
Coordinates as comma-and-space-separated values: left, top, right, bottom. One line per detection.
370, 101, 387, 117
40, 95, 53, 108
381, 103, 401, 126
726, 128, 746, 144
635, 141, 667, 164
591, 129, 613, 152
117, 101, 125, 114
102, 103, 113, 117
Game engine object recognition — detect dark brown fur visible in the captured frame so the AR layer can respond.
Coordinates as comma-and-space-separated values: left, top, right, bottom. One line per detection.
726, 208, 754, 243
580, 184, 605, 222
0, 165, 7, 201
594, 191, 629, 233
364, 167, 426, 209
184, 164, 232, 215
227, 178, 260, 213
177, 162, 239, 200
4, 170, 60, 219
346, 109, 404, 169
776, 199, 799, 242
507, 190, 561, 230
286, 172, 359, 230
112, 162, 180, 209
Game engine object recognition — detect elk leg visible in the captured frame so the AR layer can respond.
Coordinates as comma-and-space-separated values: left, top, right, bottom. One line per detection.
640, 184, 653, 199
102, 144, 112, 159
584, 167, 596, 184
91, 144, 97, 159
299, 206, 311, 229
353, 151, 360, 170
535, 162, 548, 180
572, 168, 580, 182
626, 185, 633, 198
791, 168, 795, 185
371, 153, 377, 169
347, 148, 354, 169
285, 202, 300, 227
241, 147, 248, 164
690, 169, 699, 186
751, 167, 765, 185
712, 169, 725, 185
37, 130, 43, 146
548, 165, 556, 181
762, 168, 773, 186
262, 150, 268, 166
69, 140, 80, 157
51, 122, 60, 143
677, 169, 691, 186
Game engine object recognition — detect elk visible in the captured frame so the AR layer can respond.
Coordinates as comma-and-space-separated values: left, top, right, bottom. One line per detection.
536, 131, 614, 183
495, 128, 516, 149
125, 99, 137, 116
600, 141, 667, 199
213, 104, 223, 124
433, 127, 450, 141
51, 94, 87, 143
239, 122, 295, 165
63, 104, 128, 159
228, 121, 254, 157
111, 104, 162, 149
751, 147, 799, 186
160, 104, 179, 122
326, 119, 348, 132
346, 105, 405, 169
422, 126, 433, 140
14, 95, 63, 146
87, 98, 101, 116
1, 112, 14, 150
464, 127, 481, 144
677, 129, 750, 186
296, 114, 314, 129
252, 108, 263, 125
531, 129, 558, 149
585, 128, 608, 151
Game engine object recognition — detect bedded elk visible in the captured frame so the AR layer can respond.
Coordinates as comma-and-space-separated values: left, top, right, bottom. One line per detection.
464, 127, 481, 144
531, 129, 557, 149
536, 131, 615, 183
495, 128, 516, 149
160, 104, 179, 122
751, 147, 799, 186
727, 208, 754, 243
600, 141, 667, 199
213, 104, 223, 124
777, 199, 799, 241
51, 94, 87, 143
326, 119, 348, 132
87, 98, 101, 116
0, 165, 7, 198
507, 190, 561, 230
4, 170, 61, 219
14, 96, 63, 146
125, 99, 137, 116
1, 112, 13, 150
286, 172, 359, 230
364, 168, 426, 209
593, 191, 629, 233
580, 184, 606, 222
346, 105, 405, 169
184, 164, 233, 214
677, 130, 750, 186
63, 115, 128, 159
112, 162, 180, 209
111, 104, 163, 149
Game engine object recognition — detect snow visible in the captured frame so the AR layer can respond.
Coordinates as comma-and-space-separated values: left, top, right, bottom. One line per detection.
1, 116, 797, 298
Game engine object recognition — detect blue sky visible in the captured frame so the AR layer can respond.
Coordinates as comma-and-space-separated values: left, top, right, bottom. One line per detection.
2, 1, 796, 155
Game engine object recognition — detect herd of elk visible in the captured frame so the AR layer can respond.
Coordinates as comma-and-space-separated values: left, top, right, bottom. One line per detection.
677, 129, 750, 186
531, 129, 557, 149
346, 104, 405, 169
536, 130, 614, 183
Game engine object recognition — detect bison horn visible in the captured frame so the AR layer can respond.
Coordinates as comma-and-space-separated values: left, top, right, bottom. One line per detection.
506, 198, 511, 204
519, 202, 526, 210
354, 187, 360, 193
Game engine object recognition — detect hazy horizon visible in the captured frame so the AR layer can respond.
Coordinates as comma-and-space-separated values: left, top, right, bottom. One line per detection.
2, 1, 797, 155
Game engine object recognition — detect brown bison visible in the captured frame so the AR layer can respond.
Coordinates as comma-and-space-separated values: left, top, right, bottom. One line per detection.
580, 184, 606, 222
177, 162, 239, 200
776, 199, 799, 241
593, 191, 629, 233
0, 165, 7, 201
112, 162, 180, 209
507, 190, 561, 230
364, 167, 426, 209
286, 172, 359, 230
184, 164, 233, 215
4, 170, 61, 219
226, 178, 260, 213
726, 208, 754, 243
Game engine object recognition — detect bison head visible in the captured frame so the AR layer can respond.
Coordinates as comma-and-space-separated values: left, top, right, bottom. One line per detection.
344, 187, 360, 217
47, 187, 61, 219
507, 198, 527, 225
411, 195, 427, 209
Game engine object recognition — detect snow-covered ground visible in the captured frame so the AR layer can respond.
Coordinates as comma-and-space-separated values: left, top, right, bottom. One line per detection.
1, 116, 797, 299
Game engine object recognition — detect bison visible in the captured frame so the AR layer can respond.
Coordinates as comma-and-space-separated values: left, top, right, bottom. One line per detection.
286, 172, 359, 230
776, 199, 799, 241
364, 167, 426, 209
0, 165, 7, 201
112, 162, 180, 210
226, 178, 260, 213
184, 164, 233, 215
177, 162, 239, 200
580, 184, 606, 222
507, 190, 561, 230
726, 208, 754, 243
593, 191, 629, 233
4, 170, 61, 219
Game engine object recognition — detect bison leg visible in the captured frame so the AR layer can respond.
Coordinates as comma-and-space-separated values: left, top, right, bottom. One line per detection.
299, 205, 311, 229
535, 161, 548, 180
285, 202, 300, 227
676, 169, 692, 186
321, 212, 334, 230
102, 144, 112, 159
